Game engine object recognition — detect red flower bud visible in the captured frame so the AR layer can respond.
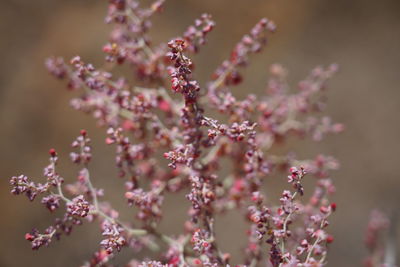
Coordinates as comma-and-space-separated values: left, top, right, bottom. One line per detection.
49, 148, 57, 157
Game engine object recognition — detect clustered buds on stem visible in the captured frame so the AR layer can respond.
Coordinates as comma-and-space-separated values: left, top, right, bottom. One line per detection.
11, 1, 383, 267
363, 210, 391, 267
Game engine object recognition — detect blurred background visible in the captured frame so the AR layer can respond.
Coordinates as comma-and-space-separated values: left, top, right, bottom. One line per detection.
1, 0, 399, 266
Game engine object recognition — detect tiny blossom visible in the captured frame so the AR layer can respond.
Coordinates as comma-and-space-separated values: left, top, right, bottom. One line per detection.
41, 195, 61, 212
81, 249, 110, 267
45, 57, 67, 79
296, 239, 310, 256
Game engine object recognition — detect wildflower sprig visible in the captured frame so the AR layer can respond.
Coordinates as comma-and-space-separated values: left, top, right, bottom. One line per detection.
10, 1, 345, 266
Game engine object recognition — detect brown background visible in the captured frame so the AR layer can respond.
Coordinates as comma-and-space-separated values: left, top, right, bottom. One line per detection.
1, 0, 399, 266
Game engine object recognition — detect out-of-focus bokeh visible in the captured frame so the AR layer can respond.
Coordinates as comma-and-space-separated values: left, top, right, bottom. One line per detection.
1, 0, 399, 266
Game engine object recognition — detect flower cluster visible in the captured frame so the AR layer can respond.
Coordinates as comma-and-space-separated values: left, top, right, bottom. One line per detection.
10, 1, 376, 267
183, 13, 215, 53
67, 195, 90, 217
210, 18, 276, 88
70, 129, 92, 164
10, 174, 49, 201
245, 166, 337, 266
100, 221, 126, 253
363, 210, 391, 267
41, 195, 61, 212
125, 187, 163, 221
10, 148, 64, 203
24, 227, 56, 250
167, 39, 200, 101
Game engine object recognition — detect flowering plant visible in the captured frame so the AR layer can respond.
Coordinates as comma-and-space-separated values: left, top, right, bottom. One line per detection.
8, 1, 370, 266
